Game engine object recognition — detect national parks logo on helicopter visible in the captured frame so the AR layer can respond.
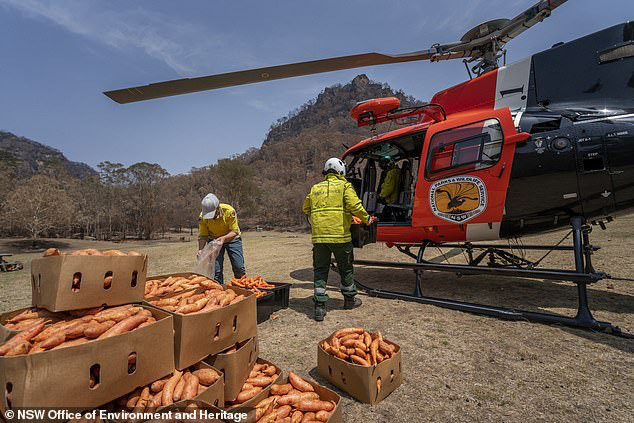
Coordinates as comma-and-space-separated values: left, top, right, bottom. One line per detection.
429, 176, 487, 223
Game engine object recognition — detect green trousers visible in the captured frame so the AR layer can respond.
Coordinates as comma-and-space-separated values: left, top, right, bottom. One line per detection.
313, 242, 357, 303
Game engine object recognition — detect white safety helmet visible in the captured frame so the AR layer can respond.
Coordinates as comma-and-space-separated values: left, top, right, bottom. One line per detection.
323, 158, 346, 175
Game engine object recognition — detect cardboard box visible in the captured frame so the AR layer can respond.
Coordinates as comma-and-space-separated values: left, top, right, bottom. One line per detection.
145, 286, 257, 370
227, 374, 342, 423
223, 358, 282, 422
204, 336, 259, 402
31, 254, 148, 312
317, 334, 402, 404
0, 305, 174, 413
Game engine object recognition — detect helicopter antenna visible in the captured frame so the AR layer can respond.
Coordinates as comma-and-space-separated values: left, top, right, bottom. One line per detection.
104, 0, 567, 104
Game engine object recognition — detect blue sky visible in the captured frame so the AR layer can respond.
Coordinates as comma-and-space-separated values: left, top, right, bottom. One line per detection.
0, 0, 630, 174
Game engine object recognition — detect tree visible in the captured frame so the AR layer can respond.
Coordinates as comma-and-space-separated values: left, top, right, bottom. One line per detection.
4, 175, 75, 240
124, 162, 169, 240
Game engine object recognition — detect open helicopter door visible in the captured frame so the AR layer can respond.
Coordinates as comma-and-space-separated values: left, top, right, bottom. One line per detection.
361, 159, 378, 213
413, 108, 529, 242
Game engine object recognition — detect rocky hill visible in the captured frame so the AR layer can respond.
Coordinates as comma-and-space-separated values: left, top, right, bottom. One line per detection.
0, 131, 96, 179
263, 74, 423, 146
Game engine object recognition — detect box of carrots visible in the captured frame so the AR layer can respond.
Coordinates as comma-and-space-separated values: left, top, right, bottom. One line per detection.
0, 304, 175, 412
143, 273, 257, 370
228, 276, 290, 323
317, 327, 402, 404
204, 336, 259, 402
31, 248, 148, 312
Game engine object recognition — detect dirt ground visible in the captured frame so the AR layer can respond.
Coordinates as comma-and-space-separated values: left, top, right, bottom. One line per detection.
1, 219, 633, 422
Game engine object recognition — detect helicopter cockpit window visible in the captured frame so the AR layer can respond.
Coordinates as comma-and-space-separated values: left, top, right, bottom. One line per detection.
427, 118, 503, 179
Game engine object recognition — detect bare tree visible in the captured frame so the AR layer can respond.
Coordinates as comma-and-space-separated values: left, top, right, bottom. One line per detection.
4, 175, 75, 241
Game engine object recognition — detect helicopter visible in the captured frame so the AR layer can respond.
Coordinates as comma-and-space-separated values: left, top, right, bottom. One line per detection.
104, 0, 634, 336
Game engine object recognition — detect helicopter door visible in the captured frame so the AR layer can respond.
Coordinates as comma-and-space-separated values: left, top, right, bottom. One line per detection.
574, 123, 616, 217
361, 159, 377, 213
414, 108, 529, 242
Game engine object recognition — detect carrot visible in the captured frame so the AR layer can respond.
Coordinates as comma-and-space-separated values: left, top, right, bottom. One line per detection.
370, 337, 380, 365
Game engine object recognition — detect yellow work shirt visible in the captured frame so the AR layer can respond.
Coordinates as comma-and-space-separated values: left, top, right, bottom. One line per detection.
303, 173, 370, 244
198, 204, 241, 239
379, 167, 401, 203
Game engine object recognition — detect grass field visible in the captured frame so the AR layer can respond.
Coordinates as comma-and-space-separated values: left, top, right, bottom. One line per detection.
1, 219, 633, 422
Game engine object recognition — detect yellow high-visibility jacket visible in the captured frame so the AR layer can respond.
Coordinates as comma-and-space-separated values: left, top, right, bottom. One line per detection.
303, 173, 370, 244
379, 167, 401, 203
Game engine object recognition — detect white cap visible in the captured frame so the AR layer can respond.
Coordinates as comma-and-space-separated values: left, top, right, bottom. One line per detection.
201, 193, 220, 219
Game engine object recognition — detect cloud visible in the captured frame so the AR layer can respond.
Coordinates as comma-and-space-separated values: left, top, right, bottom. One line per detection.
0, 0, 256, 76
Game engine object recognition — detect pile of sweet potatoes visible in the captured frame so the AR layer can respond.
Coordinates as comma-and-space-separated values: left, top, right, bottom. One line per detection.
253, 372, 335, 422
0, 305, 156, 356
320, 327, 396, 366
147, 284, 246, 315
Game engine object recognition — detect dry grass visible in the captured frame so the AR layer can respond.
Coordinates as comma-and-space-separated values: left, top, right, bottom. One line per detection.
1, 218, 633, 422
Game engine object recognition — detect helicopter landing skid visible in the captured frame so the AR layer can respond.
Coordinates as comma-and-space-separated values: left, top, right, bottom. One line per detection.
352, 216, 632, 338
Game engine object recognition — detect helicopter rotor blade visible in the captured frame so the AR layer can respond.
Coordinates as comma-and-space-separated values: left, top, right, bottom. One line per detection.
103, 50, 432, 104
103, 0, 568, 104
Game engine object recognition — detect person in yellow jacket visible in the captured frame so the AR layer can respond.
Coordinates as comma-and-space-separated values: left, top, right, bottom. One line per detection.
303, 158, 377, 321
378, 160, 401, 221
197, 193, 245, 284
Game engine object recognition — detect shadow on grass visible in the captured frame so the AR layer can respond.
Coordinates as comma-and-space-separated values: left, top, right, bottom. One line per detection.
290, 265, 634, 351
2, 239, 73, 253
288, 295, 346, 320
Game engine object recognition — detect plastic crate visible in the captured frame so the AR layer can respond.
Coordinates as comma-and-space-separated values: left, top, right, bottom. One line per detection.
261, 282, 291, 310
256, 291, 276, 323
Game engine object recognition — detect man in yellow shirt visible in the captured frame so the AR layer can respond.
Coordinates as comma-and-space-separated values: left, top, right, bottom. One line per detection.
198, 193, 245, 284
303, 158, 377, 321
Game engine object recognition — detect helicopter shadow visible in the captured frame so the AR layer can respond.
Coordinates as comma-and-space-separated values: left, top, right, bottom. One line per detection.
289, 266, 634, 352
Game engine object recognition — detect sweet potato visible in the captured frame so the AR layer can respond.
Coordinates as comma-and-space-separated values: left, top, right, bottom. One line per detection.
278, 392, 320, 406
192, 368, 219, 385
276, 405, 293, 419
246, 376, 275, 387
103, 276, 113, 289
262, 364, 278, 376
43, 248, 61, 257
0, 320, 46, 356
289, 372, 315, 393
52, 337, 88, 350
370, 337, 379, 365
271, 383, 293, 395
173, 374, 187, 401
176, 298, 208, 314
339, 333, 360, 344
83, 320, 116, 338
256, 396, 278, 409
230, 294, 245, 305
297, 400, 335, 412
301, 412, 316, 423
350, 354, 370, 366
354, 348, 368, 360
291, 411, 304, 423
133, 387, 151, 413
5, 341, 30, 356
126, 388, 142, 409
161, 371, 183, 406
379, 340, 395, 356
151, 376, 170, 393
182, 373, 199, 400
315, 410, 332, 422
236, 387, 262, 402
334, 327, 363, 338
102, 249, 126, 256
41, 331, 66, 350
98, 313, 149, 339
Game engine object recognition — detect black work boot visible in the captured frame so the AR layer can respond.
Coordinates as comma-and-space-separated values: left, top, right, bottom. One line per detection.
314, 302, 327, 321
344, 296, 362, 310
